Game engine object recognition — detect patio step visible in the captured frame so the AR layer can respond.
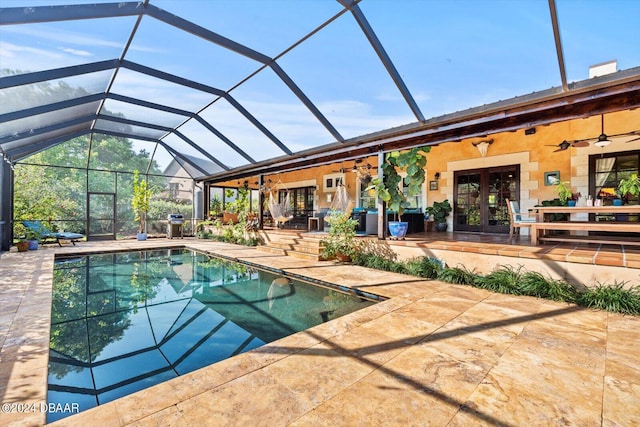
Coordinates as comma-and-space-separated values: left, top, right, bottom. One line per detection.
257, 230, 326, 261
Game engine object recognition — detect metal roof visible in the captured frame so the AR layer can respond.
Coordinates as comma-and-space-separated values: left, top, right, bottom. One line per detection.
1, 0, 639, 180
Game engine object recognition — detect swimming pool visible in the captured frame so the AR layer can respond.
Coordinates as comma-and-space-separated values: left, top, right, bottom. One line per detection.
47, 248, 378, 422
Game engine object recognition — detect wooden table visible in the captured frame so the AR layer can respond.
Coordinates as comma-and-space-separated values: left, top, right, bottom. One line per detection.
532, 205, 640, 221
529, 205, 640, 245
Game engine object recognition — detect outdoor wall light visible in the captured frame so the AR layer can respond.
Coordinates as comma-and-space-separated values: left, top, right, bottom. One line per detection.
434, 172, 440, 180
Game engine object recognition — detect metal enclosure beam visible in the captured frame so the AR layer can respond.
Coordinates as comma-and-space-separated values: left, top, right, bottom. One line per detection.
342, 1, 425, 122
548, 0, 568, 91
0, 2, 143, 25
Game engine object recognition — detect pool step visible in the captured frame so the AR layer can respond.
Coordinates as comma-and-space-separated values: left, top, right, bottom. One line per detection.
257, 230, 326, 261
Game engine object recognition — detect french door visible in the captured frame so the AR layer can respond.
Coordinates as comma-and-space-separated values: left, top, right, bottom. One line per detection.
454, 165, 520, 233
279, 187, 315, 217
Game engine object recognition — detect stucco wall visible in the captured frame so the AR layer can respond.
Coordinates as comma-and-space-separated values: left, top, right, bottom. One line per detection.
214, 109, 639, 217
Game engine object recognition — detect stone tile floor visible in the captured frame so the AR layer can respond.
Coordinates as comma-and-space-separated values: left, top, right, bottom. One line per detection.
1, 238, 639, 426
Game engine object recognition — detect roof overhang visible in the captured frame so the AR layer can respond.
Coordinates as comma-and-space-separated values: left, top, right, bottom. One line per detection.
199, 66, 640, 184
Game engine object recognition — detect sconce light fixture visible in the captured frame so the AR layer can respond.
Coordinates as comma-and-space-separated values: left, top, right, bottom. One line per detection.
472, 139, 494, 157
434, 172, 440, 180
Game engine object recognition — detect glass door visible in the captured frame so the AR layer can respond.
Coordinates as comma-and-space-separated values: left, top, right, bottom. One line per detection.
455, 173, 482, 232
486, 167, 517, 233
88, 192, 116, 240
454, 165, 519, 233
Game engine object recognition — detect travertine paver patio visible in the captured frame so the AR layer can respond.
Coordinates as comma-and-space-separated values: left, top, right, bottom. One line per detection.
1, 238, 639, 426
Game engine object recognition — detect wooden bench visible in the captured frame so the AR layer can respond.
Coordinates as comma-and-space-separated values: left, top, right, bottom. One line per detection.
530, 221, 640, 245
538, 234, 640, 246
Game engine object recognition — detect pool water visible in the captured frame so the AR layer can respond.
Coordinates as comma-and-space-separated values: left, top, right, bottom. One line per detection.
47, 248, 376, 422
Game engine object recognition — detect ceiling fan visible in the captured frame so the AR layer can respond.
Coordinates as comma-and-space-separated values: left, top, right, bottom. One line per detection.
548, 114, 640, 151
333, 159, 368, 174
546, 139, 590, 152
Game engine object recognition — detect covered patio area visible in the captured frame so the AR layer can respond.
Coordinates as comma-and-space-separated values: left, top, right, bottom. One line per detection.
1, 238, 639, 425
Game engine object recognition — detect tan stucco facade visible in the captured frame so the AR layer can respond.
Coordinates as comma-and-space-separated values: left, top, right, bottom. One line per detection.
214, 109, 640, 230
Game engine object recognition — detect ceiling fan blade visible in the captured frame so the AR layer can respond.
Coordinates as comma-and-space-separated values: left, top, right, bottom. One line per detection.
609, 130, 640, 139
553, 147, 566, 152
571, 141, 590, 148
626, 136, 640, 143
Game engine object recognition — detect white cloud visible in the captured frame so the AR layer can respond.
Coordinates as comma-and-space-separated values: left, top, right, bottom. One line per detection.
60, 47, 93, 57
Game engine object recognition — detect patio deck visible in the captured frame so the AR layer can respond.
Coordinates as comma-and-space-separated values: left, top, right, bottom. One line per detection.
1, 237, 639, 426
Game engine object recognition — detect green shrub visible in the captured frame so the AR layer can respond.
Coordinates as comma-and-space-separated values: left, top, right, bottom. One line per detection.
405, 256, 444, 279
353, 253, 400, 272
475, 265, 523, 295
352, 240, 400, 271
519, 271, 578, 302
577, 283, 640, 315
437, 265, 480, 285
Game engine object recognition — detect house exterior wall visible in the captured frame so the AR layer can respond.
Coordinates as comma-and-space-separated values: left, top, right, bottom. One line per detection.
212, 109, 639, 226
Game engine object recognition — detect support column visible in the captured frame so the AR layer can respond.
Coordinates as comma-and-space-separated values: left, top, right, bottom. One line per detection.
377, 150, 386, 240
0, 161, 13, 251
258, 175, 264, 230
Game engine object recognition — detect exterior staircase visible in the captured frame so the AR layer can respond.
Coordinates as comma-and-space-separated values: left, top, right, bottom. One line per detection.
256, 229, 326, 261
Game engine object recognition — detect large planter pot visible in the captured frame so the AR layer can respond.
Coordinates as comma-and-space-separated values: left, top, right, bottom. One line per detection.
435, 222, 448, 232
16, 241, 29, 252
223, 212, 239, 224
28, 240, 39, 250
335, 252, 352, 263
388, 221, 408, 239
137, 232, 147, 241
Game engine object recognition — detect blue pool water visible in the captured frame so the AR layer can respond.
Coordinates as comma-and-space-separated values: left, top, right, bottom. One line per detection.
47, 248, 377, 422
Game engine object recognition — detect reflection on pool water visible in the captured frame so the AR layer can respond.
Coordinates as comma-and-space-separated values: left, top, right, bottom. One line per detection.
48, 249, 377, 422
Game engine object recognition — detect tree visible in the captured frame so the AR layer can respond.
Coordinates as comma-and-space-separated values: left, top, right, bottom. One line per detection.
132, 170, 152, 234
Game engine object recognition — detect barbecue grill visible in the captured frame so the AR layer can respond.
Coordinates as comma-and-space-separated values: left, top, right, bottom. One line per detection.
167, 214, 184, 239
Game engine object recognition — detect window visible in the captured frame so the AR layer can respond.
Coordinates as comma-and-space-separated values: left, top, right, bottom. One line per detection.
402, 180, 423, 210
359, 181, 376, 209
169, 182, 180, 198
590, 151, 639, 205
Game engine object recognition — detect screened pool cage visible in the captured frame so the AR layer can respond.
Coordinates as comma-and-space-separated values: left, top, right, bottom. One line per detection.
2, 1, 640, 250
6, 136, 202, 242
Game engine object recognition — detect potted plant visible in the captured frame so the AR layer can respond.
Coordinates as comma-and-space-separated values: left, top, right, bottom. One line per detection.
222, 189, 241, 224
321, 211, 359, 262
26, 228, 40, 250
616, 173, 640, 205
132, 170, 152, 240
554, 181, 574, 205
426, 199, 452, 231
13, 223, 30, 252
367, 146, 430, 239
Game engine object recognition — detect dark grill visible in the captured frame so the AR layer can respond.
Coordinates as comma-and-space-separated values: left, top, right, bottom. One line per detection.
167, 214, 184, 238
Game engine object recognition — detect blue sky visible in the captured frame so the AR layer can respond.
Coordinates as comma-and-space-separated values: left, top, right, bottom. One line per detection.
1, 0, 639, 170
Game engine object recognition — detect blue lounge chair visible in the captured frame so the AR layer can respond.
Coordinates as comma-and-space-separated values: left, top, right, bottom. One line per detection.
22, 221, 84, 246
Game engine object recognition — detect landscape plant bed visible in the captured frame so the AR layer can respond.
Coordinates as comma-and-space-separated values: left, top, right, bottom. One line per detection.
350, 241, 640, 316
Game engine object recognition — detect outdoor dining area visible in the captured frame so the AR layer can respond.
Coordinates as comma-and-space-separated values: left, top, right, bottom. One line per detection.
507, 199, 640, 246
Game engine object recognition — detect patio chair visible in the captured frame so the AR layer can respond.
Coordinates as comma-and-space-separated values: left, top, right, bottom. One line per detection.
22, 220, 84, 246
505, 199, 537, 241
